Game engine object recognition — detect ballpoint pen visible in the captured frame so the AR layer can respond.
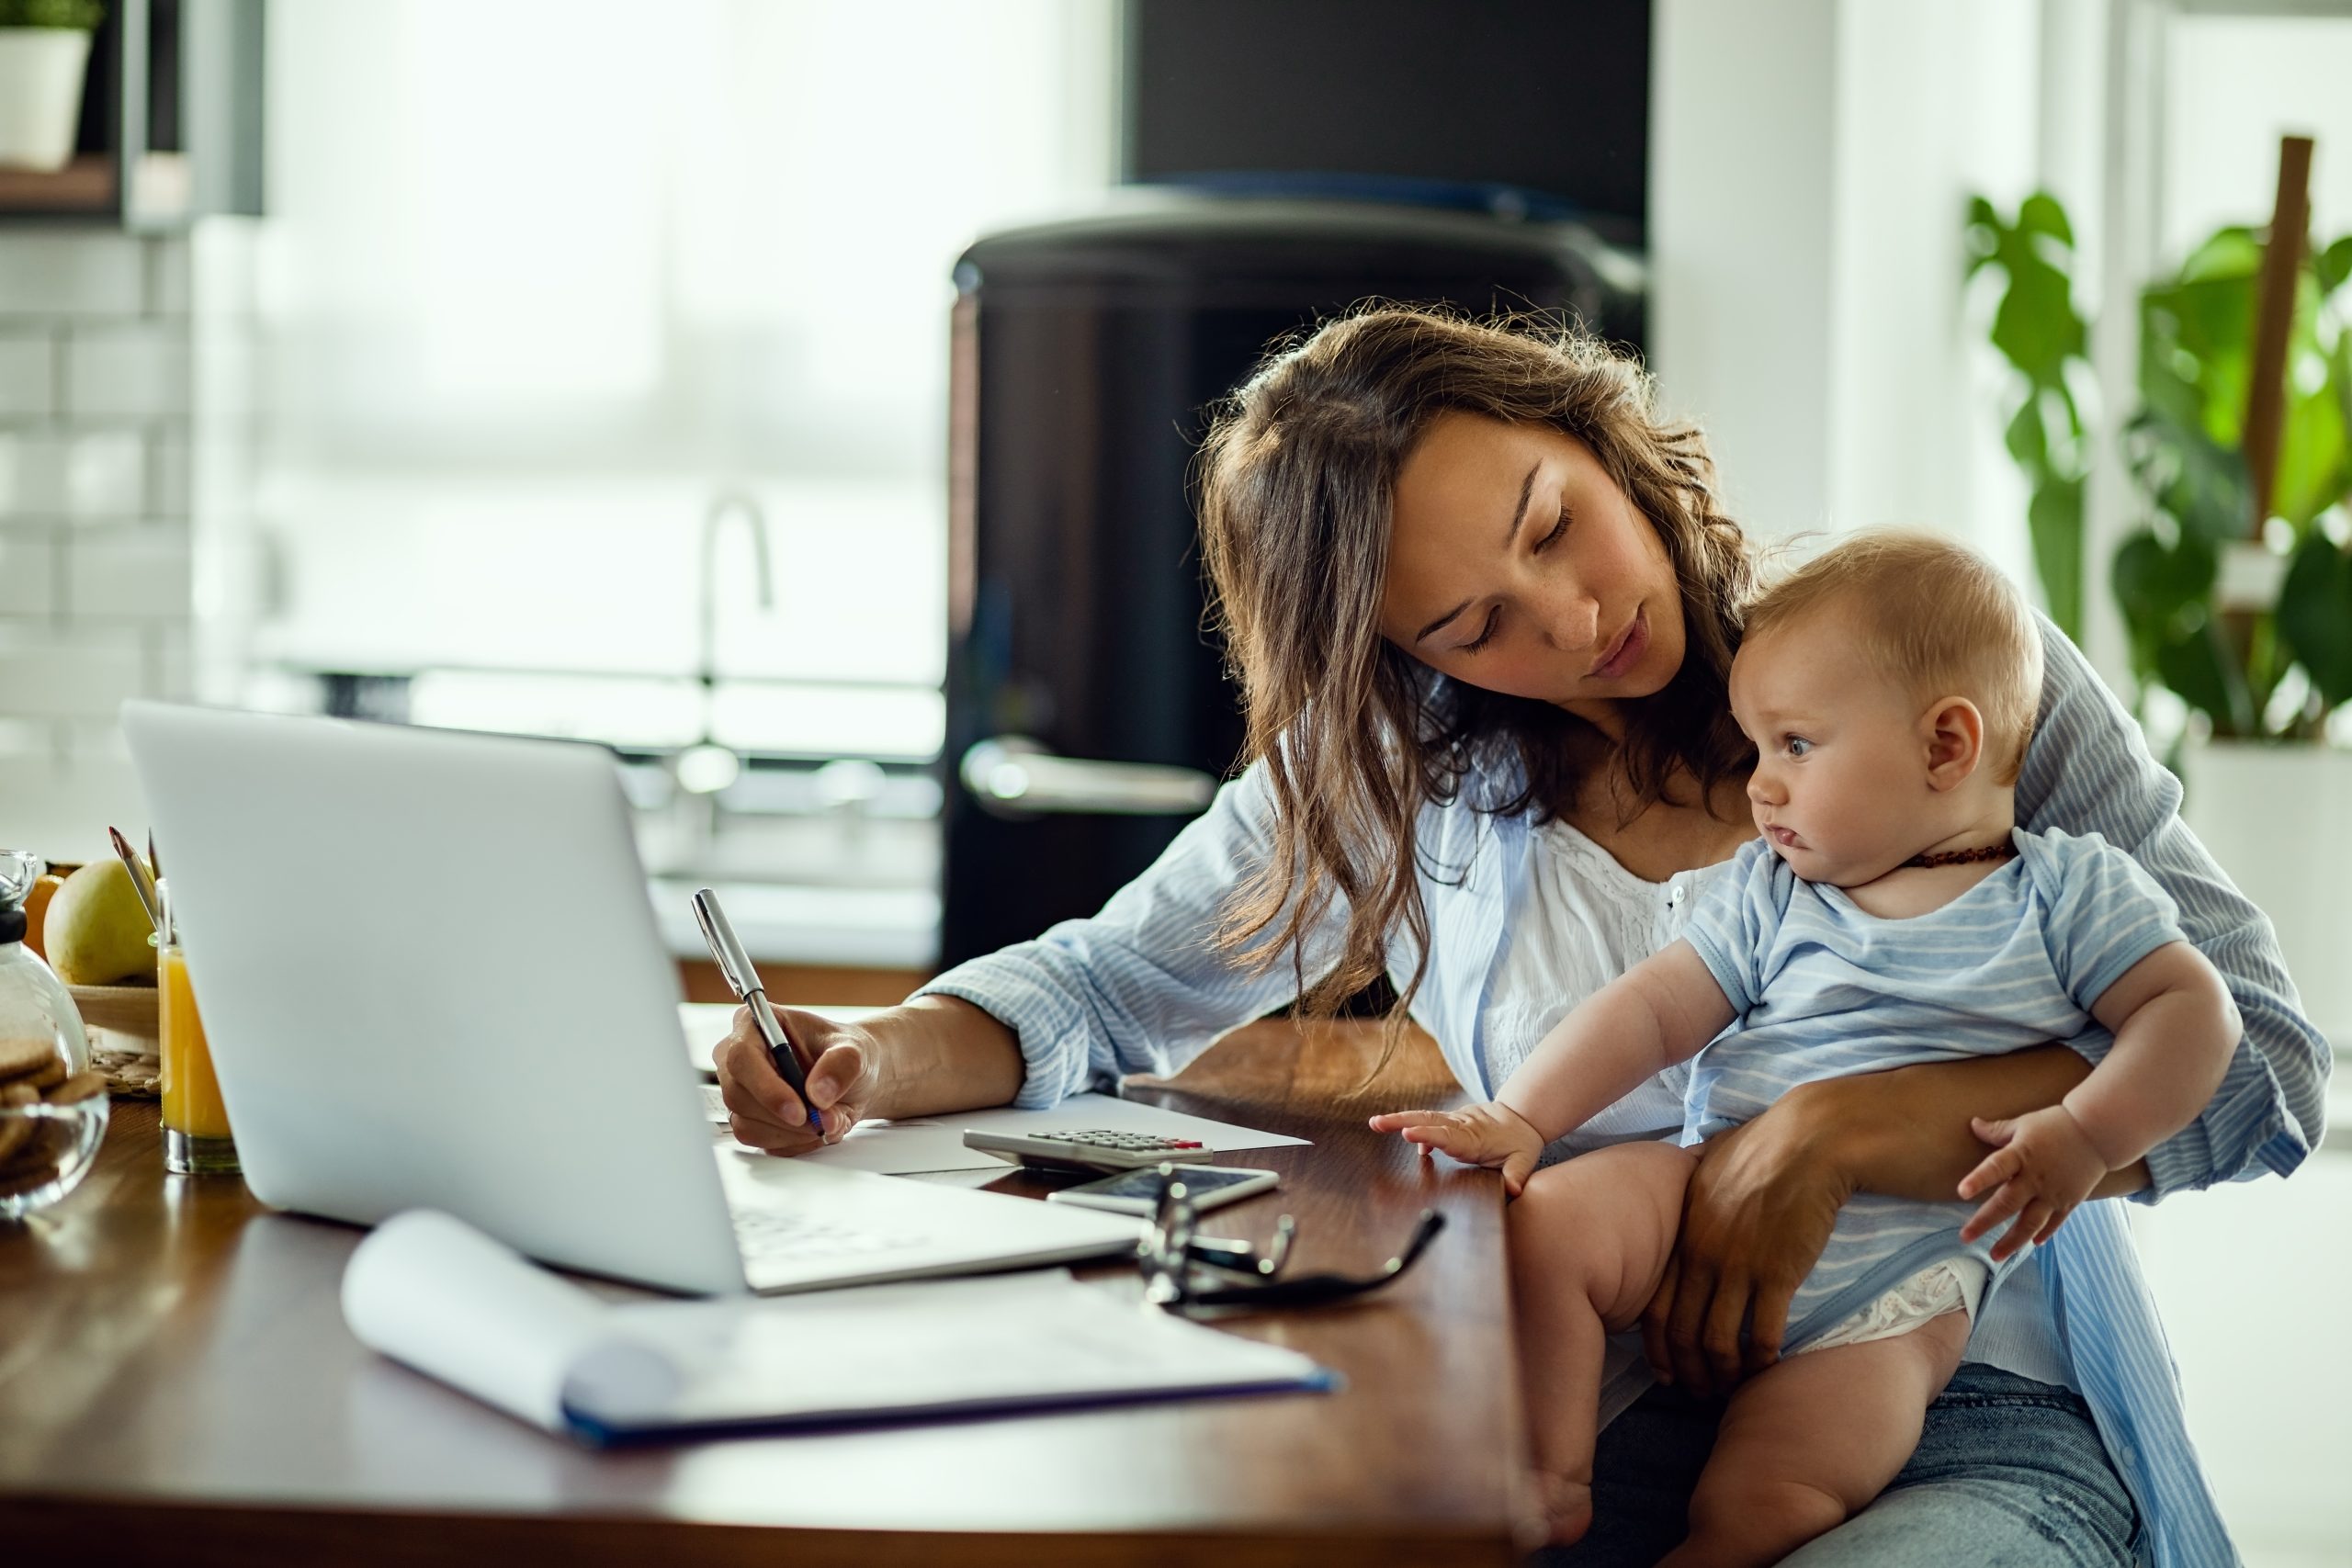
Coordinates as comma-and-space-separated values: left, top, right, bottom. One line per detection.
689, 887, 824, 1135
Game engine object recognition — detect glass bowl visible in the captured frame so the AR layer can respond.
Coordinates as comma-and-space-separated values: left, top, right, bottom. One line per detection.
0, 1088, 109, 1221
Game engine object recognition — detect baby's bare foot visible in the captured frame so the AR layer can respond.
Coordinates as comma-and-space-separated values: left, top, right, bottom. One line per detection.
1533, 1470, 1594, 1546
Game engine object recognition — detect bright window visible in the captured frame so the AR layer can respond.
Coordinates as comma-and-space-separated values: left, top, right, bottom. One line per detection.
250, 0, 1117, 759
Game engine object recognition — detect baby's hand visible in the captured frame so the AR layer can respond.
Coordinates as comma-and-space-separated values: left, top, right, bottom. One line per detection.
1956, 1105, 2109, 1261
1367, 1101, 1544, 1195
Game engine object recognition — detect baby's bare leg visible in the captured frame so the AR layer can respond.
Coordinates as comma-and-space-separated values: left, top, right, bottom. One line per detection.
1509, 1140, 1696, 1546
1657, 1309, 1973, 1568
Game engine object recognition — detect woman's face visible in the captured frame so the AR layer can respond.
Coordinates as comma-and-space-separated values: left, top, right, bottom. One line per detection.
1378, 412, 1687, 732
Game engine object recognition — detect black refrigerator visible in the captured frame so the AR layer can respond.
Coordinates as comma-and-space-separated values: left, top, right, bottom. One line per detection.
942, 192, 1643, 966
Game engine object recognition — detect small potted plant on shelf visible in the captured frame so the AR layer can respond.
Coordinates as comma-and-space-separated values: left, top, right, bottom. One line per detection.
0, 0, 103, 173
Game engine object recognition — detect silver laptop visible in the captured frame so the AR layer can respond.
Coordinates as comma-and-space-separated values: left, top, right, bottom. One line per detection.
119, 701, 1139, 1295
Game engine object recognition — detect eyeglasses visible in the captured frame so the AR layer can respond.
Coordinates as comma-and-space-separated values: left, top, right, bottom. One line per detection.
1136, 1168, 1445, 1312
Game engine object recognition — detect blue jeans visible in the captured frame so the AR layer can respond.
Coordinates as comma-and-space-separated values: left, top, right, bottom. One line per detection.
1532, 1364, 2140, 1567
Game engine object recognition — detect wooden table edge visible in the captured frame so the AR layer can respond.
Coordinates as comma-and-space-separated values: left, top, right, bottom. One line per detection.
0, 1492, 1532, 1568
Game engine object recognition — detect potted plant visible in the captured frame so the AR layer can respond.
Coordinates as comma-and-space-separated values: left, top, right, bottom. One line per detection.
2113, 187, 2352, 1037
1973, 152, 2352, 1039
0, 0, 103, 173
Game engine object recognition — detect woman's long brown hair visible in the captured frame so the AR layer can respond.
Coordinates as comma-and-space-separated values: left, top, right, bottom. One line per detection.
1194, 305, 1757, 1043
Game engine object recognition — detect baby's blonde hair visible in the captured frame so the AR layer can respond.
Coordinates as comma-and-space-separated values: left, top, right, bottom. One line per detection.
1743, 529, 2043, 785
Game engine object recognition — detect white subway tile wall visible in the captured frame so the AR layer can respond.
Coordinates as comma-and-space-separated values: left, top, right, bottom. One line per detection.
0, 334, 53, 418
64, 325, 191, 420
0, 228, 254, 860
0, 233, 145, 316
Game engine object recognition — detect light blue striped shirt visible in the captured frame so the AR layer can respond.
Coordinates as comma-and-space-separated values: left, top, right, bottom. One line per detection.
1679, 827, 2186, 1346
917, 614, 2328, 1568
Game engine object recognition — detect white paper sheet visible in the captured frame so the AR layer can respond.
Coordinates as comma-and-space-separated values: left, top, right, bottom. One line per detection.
591, 1269, 1329, 1432
341, 1209, 632, 1432
699, 1087, 1310, 1174
343, 1209, 1330, 1444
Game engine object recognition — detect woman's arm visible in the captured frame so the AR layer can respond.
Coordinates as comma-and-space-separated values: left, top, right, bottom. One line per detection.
718, 761, 1332, 1152
1807, 1045, 2151, 1202
911, 761, 1341, 1109
1639, 1046, 2149, 1396
2018, 614, 2327, 1194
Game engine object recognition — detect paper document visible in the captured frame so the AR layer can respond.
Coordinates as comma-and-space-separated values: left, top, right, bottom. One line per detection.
700, 1088, 1311, 1175
344, 1210, 1332, 1446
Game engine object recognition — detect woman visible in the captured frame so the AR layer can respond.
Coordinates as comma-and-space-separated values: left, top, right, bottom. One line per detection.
715, 308, 2325, 1566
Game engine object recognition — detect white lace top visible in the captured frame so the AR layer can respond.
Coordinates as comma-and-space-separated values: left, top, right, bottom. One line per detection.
1479, 817, 1731, 1155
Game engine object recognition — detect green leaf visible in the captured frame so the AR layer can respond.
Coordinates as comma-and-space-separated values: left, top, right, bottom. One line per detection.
2018, 192, 2075, 249
1991, 255, 2086, 385
2154, 619, 2256, 736
0, 0, 105, 27
2005, 398, 2050, 471
2130, 408, 2253, 545
2277, 530, 2352, 705
1969, 189, 2093, 661
2152, 275, 2256, 446
2317, 235, 2352, 297
2028, 477, 2085, 639
2112, 528, 2216, 637
2273, 373, 2348, 528
2179, 227, 2263, 283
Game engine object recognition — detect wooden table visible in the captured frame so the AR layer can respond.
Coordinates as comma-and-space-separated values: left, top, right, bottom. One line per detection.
0, 1021, 1532, 1566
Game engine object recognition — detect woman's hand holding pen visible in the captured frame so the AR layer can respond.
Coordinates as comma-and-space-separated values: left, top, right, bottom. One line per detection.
1368, 1100, 1546, 1196
714, 1007, 883, 1154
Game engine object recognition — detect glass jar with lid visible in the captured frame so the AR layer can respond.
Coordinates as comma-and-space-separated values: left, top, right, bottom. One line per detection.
0, 851, 109, 1218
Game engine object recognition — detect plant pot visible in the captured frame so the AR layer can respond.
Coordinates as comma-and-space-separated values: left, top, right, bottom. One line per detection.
0, 28, 94, 173
2178, 739, 2352, 1043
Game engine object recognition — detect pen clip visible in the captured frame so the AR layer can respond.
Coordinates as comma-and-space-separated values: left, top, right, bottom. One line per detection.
690, 888, 760, 1002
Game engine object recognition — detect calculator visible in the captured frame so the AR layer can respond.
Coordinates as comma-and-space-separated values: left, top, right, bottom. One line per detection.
961, 1128, 1217, 1173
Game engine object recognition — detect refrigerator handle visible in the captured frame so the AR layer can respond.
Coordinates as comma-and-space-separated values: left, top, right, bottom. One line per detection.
959, 736, 1218, 818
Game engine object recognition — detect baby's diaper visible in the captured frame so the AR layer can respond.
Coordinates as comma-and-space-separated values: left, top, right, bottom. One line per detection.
1800, 1257, 1991, 1354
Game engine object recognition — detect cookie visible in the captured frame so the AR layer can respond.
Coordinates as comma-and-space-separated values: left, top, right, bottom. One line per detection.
0, 1066, 107, 1200
46, 1071, 106, 1105
0, 1120, 68, 1178
0, 1035, 57, 1083
0, 1080, 39, 1164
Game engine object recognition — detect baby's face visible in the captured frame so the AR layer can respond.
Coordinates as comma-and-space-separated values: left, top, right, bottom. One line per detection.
1728, 616, 1932, 886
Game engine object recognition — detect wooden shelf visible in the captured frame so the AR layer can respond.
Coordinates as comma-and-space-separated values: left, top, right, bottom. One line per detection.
0, 156, 114, 216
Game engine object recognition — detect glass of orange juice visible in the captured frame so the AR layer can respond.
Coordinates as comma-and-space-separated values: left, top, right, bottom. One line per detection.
156, 879, 235, 1176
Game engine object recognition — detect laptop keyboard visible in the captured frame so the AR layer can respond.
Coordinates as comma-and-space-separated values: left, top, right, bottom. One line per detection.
731, 1205, 930, 1265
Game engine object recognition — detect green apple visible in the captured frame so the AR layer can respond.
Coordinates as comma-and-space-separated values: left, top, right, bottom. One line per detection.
44, 859, 155, 986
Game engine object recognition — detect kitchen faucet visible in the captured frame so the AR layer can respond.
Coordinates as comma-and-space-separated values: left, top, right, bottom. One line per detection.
676, 490, 775, 804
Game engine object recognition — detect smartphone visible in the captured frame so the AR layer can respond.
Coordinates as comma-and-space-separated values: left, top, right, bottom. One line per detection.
1045, 1163, 1278, 1216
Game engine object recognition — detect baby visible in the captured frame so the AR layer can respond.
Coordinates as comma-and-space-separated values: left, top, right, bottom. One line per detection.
1372, 531, 2241, 1566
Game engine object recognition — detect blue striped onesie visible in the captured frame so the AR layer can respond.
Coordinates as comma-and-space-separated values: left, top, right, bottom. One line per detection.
1679, 826, 2188, 1348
